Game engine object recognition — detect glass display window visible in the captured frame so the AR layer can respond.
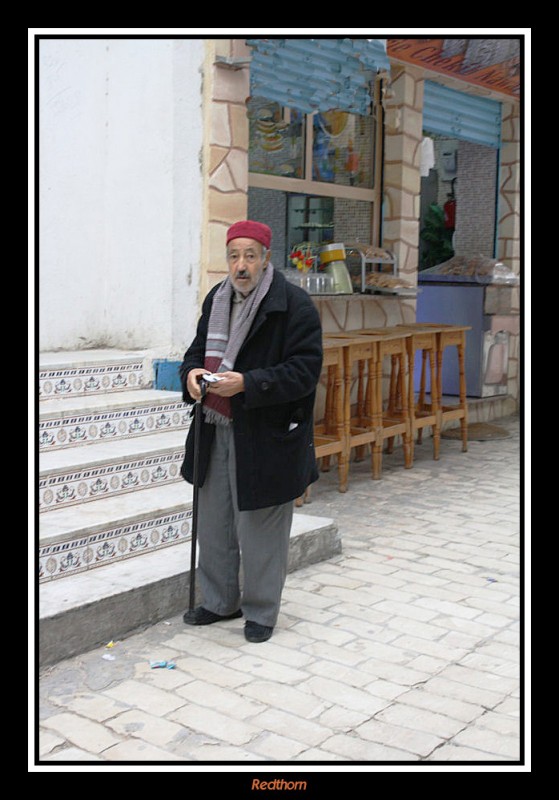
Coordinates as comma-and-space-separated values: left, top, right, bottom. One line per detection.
312, 111, 375, 188
286, 195, 334, 267
248, 81, 383, 259
248, 98, 305, 179
248, 98, 377, 191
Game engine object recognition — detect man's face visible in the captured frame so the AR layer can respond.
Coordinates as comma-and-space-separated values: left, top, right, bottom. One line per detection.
227, 237, 270, 295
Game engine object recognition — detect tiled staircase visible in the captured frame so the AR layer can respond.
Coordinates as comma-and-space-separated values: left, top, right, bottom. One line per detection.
38, 350, 340, 666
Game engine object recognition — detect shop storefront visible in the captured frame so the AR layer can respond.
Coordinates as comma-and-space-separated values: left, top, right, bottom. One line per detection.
200, 37, 521, 420
416, 80, 519, 401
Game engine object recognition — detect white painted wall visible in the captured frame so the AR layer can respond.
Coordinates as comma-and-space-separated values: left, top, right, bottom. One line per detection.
39, 38, 204, 354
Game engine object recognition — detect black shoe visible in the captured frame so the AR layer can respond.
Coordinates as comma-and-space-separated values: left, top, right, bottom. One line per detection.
183, 606, 242, 626
244, 620, 274, 643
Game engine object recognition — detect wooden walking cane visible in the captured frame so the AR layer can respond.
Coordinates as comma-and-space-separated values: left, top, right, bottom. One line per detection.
184, 377, 208, 621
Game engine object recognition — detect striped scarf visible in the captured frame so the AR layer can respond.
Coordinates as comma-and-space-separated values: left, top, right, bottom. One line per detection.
203, 265, 274, 425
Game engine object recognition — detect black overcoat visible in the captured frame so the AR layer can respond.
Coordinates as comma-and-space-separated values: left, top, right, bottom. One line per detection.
180, 268, 323, 511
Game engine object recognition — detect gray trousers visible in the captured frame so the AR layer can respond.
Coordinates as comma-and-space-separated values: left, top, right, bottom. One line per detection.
196, 424, 293, 627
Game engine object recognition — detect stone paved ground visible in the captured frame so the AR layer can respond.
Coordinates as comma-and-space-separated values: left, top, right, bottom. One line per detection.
35, 415, 527, 772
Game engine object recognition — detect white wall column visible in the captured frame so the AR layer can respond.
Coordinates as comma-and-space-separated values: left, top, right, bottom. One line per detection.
39, 38, 204, 354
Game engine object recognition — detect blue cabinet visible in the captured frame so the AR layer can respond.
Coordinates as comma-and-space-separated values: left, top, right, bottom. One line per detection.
416, 283, 509, 398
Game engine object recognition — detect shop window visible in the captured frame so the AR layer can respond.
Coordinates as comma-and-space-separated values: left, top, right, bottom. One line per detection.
249, 98, 376, 189
248, 100, 305, 179
248, 188, 373, 271
312, 111, 374, 189
287, 195, 333, 253
248, 91, 382, 270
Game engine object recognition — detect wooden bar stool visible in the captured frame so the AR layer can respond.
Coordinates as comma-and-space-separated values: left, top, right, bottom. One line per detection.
328, 329, 412, 479
397, 323, 441, 462
323, 333, 383, 479
364, 328, 413, 477
313, 337, 349, 493
436, 324, 470, 453
399, 323, 471, 452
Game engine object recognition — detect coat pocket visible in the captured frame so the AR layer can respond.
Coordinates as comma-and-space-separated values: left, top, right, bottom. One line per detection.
267, 405, 306, 439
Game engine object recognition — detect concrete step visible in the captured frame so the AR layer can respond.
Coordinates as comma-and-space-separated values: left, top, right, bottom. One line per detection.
39, 513, 341, 666
39, 389, 189, 451
39, 428, 187, 512
39, 349, 152, 400
39, 481, 194, 582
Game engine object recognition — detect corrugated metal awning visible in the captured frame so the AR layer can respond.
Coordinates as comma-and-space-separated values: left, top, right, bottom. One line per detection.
246, 38, 390, 115
423, 81, 502, 148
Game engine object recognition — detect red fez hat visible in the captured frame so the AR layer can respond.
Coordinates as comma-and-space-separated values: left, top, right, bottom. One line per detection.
226, 220, 272, 249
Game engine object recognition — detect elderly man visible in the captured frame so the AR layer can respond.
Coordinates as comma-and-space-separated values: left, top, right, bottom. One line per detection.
180, 220, 323, 642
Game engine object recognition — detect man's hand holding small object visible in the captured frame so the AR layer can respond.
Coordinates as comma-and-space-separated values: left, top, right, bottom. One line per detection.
202, 371, 245, 398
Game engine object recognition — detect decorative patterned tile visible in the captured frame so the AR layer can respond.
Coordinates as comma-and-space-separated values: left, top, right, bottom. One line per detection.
40, 450, 185, 512
39, 360, 147, 400
40, 402, 190, 450
39, 509, 192, 582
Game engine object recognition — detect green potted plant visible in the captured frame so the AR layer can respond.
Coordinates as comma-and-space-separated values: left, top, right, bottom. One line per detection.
420, 203, 454, 269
